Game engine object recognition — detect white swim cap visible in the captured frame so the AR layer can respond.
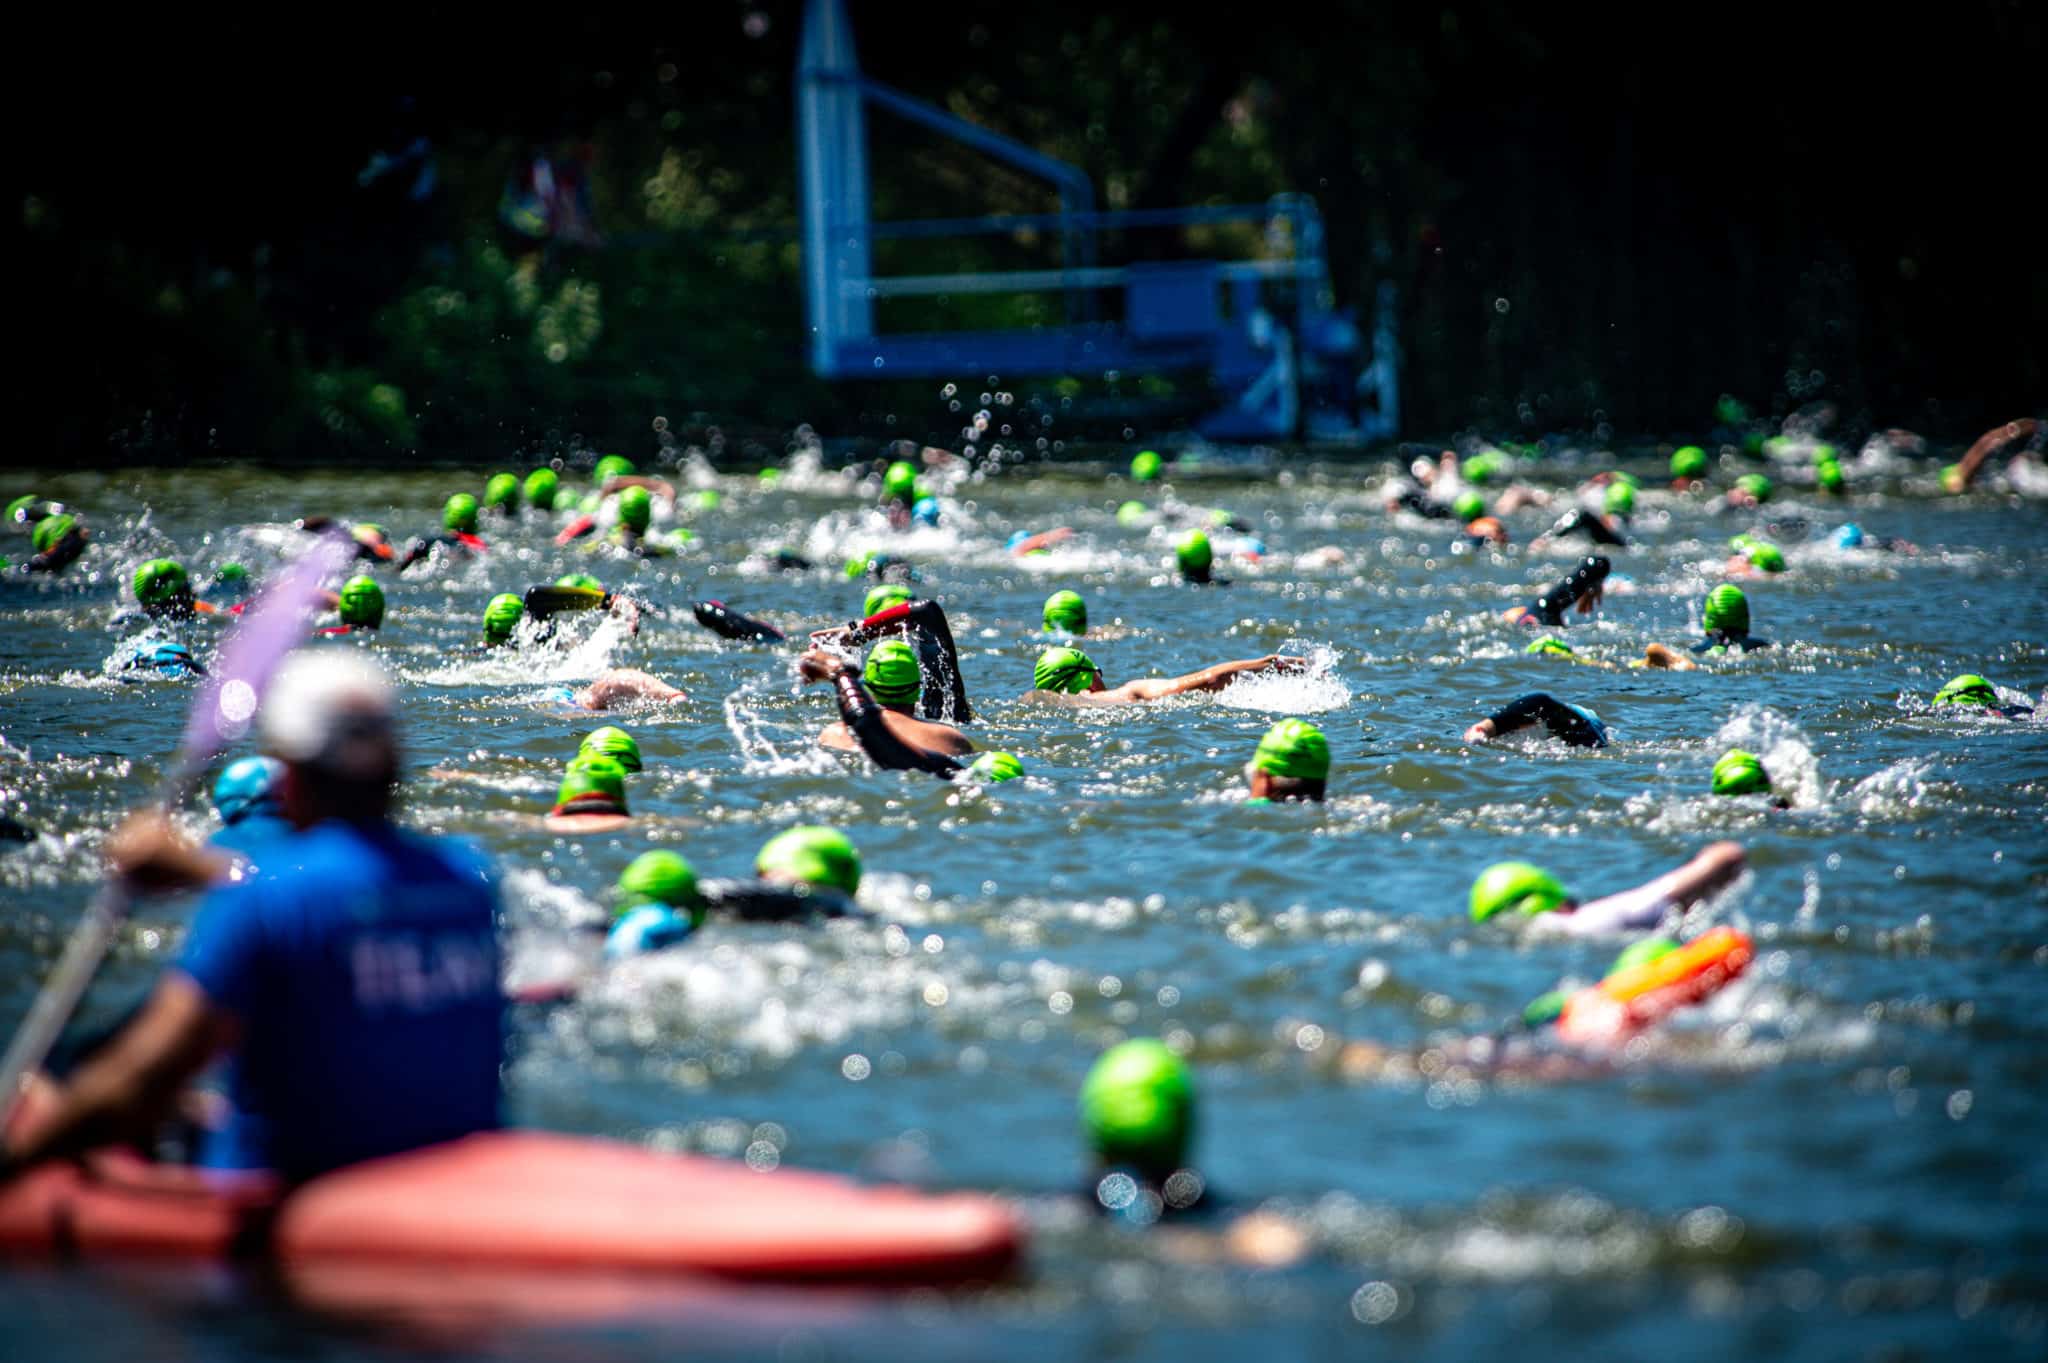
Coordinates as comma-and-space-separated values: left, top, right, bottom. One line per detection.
260, 648, 396, 775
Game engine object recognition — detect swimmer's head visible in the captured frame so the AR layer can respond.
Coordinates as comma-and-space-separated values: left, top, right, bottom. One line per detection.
1746, 542, 1787, 574
137, 641, 202, 677
1933, 674, 1998, 708
1116, 500, 1148, 527
1130, 450, 1162, 482
617, 486, 653, 533
1466, 515, 1508, 545
1464, 450, 1504, 485
863, 583, 911, 618
1526, 635, 1574, 657
862, 639, 922, 708
31, 514, 76, 555
556, 572, 604, 592
1834, 523, 1866, 549
212, 563, 250, 592
337, 575, 385, 628
911, 496, 941, 526
483, 473, 520, 513
882, 460, 919, 503
843, 551, 876, 580
968, 750, 1024, 782
212, 755, 286, 826
1453, 491, 1486, 523
1610, 936, 1679, 977
1670, 445, 1708, 481
757, 825, 861, 896
1603, 481, 1636, 517
1816, 459, 1844, 494
1248, 718, 1330, 802
1710, 748, 1770, 796
132, 558, 191, 614
592, 454, 635, 484
523, 467, 559, 510
1469, 861, 1572, 922
1736, 473, 1773, 504
578, 725, 643, 772
1176, 529, 1213, 581
554, 756, 629, 816
1042, 589, 1088, 635
482, 593, 524, 645
1034, 646, 1101, 694
616, 850, 701, 917
442, 493, 479, 534
1079, 1038, 1194, 1179
1703, 583, 1750, 636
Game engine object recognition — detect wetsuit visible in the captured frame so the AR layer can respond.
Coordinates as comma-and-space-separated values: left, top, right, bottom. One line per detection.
396, 532, 487, 571
1482, 693, 1608, 748
693, 600, 786, 642
828, 668, 967, 779
1511, 555, 1611, 627
1544, 507, 1628, 547
1689, 630, 1773, 654
839, 598, 974, 723
1393, 487, 1457, 520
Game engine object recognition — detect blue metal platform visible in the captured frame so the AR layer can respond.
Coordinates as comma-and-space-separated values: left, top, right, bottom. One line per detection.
797, 0, 1397, 444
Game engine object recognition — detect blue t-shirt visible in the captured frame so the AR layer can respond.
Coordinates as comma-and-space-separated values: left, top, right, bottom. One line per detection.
178, 819, 503, 1179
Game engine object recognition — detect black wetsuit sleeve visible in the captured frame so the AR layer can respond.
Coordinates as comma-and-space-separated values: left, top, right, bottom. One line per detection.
1395, 488, 1455, 519
396, 536, 450, 572
1528, 555, 1611, 626
698, 879, 858, 920
1547, 508, 1628, 546
846, 599, 974, 722
1486, 693, 1608, 747
832, 670, 966, 779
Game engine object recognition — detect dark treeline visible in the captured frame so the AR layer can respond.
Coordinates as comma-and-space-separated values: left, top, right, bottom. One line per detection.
13, 1, 2043, 464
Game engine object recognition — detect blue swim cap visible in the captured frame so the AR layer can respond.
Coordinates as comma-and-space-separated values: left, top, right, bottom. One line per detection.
604, 903, 699, 958
137, 641, 202, 677
213, 755, 286, 825
911, 497, 941, 526
1834, 523, 1865, 549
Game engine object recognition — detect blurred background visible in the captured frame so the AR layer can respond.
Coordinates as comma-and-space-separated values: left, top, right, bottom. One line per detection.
14, 0, 2044, 463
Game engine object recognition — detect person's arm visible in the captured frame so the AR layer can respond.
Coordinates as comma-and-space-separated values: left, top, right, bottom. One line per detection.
825, 599, 974, 723
800, 651, 965, 778
1950, 418, 2039, 490
1, 975, 238, 1176
1544, 842, 1745, 937
574, 668, 685, 709
1527, 555, 1611, 626
1122, 655, 1306, 701
1464, 693, 1607, 747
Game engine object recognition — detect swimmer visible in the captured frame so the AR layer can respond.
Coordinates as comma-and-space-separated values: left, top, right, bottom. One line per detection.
1943, 417, 2041, 493
131, 560, 220, 621
316, 575, 385, 636
1669, 445, 1710, 490
1242, 719, 1329, 803
1462, 515, 1510, 547
1043, 589, 1087, 636
1534, 494, 1630, 548
604, 487, 675, 558
295, 517, 396, 564
602, 852, 704, 956
911, 496, 942, 527
1009, 527, 1076, 556
568, 669, 687, 712
1931, 673, 2034, 719
1175, 530, 1222, 585
119, 640, 206, 680
1469, 841, 1746, 937
481, 473, 521, 518
522, 467, 559, 511
1724, 536, 1787, 576
1690, 584, 1772, 654
578, 725, 643, 772
750, 825, 863, 907
810, 595, 974, 723
692, 600, 786, 642
543, 757, 634, 834
1027, 645, 1308, 705
801, 644, 974, 763
1462, 693, 1609, 748
15, 511, 88, 575
1722, 473, 1773, 510
208, 755, 290, 858
1710, 749, 1790, 808
1832, 523, 1916, 554
480, 593, 525, 648
522, 580, 643, 637
396, 495, 490, 571
1501, 555, 1610, 627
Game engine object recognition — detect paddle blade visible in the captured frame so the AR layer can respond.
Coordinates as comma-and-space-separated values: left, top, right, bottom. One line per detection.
525, 585, 609, 619
180, 531, 355, 773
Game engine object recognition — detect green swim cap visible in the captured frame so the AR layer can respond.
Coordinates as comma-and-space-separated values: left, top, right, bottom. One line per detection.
1175, 529, 1213, 576
1816, 459, 1844, 493
1603, 481, 1636, 517
132, 558, 189, 608
1703, 584, 1750, 635
1116, 500, 1148, 526
1933, 674, 1998, 707
1463, 451, 1504, 485
1711, 748, 1770, 796
1034, 646, 1100, 694
1736, 473, 1773, 503
555, 572, 604, 591
523, 468, 559, 509
213, 562, 249, 587
1453, 491, 1486, 523
689, 488, 722, 513
31, 514, 75, 554
1252, 719, 1331, 782
338, 574, 385, 628
1671, 445, 1708, 480
593, 455, 635, 484
758, 466, 783, 486
757, 826, 861, 895
843, 552, 876, 580
5, 494, 35, 525
882, 460, 919, 502
863, 583, 911, 618
1715, 395, 1749, 425
1526, 635, 1574, 657
1610, 936, 1679, 977
617, 486, 653, 533
1746, 542, 1787, 574
579, 725, 643, 773
1940, 462, 1964, 493
483, 473, 519, 511
483, 592, 524, 643
1521, 990, 1570, 1028
968, 750, 1024, 782
443, 493, 479, 533
556, 756, 629, 813
862, 639, 922, 707
1043, 589, 1087, 634
617, 850, 700, 914
1130, 450, 1162, 482
1469, 861, 1572, 922
1079, 1038, 1194, 1176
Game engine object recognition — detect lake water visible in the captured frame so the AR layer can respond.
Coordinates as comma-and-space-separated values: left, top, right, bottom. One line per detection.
2, 445, 2044, 1361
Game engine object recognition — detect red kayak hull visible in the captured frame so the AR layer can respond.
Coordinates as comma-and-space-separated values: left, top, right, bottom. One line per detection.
0, 1131, 1023, 1285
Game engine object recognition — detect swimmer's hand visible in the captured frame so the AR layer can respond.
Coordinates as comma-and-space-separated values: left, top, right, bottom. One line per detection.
106, 811, 231, 893
1463, 720, 1497, 744
1638, 643, 1695, 671
798, 649, 853, 684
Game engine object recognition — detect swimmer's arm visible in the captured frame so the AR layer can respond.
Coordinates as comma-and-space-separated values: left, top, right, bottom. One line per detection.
1135, 655, 1308, 699
802, 652, 964, 778
831, 600, 974, 721
1466, 693, 1605, 747
1952, 418, 2039, 489
1559, 842, 1745, 936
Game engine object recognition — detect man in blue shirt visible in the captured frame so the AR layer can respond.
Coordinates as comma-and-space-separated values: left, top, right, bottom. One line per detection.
1, 650, 503, 1183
